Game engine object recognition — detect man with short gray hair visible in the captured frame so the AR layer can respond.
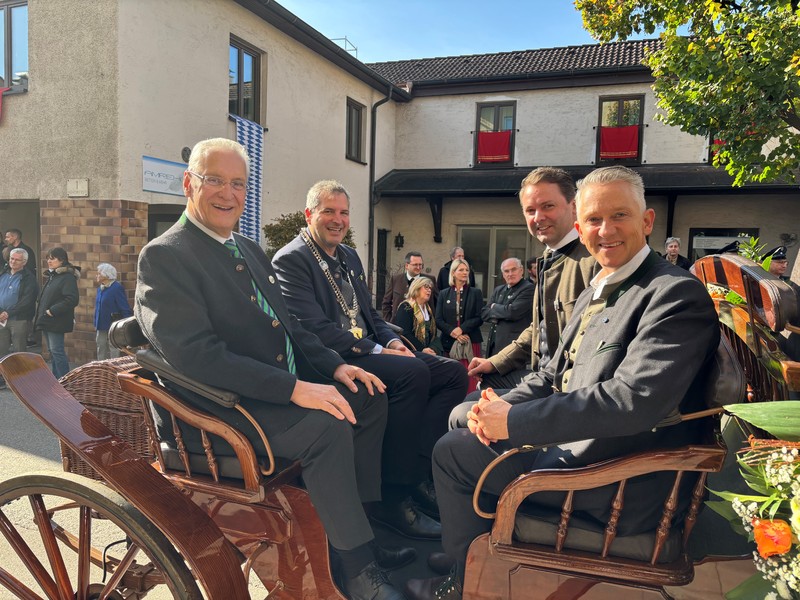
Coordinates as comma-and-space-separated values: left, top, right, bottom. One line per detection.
481, 257, 534, 357
0, 248, 38, 386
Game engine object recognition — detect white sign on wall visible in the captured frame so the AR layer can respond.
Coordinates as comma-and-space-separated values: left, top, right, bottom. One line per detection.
142, 156, 186, 196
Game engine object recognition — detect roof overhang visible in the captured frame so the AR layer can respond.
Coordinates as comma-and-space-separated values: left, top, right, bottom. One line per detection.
374, 165, 800, 197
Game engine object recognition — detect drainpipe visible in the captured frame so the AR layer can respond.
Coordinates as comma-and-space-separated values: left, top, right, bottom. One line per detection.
367, 84, 393, 289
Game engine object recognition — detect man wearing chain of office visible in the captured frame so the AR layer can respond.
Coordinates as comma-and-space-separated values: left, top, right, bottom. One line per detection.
273, 180, 468, 540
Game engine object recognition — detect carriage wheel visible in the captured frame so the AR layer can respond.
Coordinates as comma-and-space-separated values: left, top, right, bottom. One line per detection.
0, 472, 202, 599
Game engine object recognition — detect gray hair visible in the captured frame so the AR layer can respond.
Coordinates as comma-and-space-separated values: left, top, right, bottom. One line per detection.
664, 237, 681, 249
9, 248, 27, 262
448, 258, 470, 287
501, 257, 523, 270
575, 166, 646, 212
449, 246, 463, 260
97, 263, 117, 281
306, 180, 351, 212
406, 276, 433, 301
187, 138, 250, 179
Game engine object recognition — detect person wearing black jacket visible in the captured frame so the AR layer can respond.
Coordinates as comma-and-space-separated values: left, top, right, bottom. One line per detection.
34, 247, 79, 378
436, 247, 476, 291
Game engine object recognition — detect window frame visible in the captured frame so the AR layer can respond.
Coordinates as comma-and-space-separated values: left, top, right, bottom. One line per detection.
0, 0, 28, 93
229, 35, 261, 124
595, 94, 645, 165
473, 101, 516, 168
345, 97, 366, 164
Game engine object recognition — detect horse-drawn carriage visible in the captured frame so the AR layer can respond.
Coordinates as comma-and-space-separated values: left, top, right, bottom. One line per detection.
0, 253, 797, 599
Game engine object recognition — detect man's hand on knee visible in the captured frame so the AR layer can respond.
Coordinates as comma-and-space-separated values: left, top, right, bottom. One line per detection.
290, 380, 357, 424
467, 357, 496, 378
332, 363, 386, 396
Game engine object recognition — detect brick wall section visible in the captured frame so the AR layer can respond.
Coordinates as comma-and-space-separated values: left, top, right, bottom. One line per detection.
39, 199, 148, 366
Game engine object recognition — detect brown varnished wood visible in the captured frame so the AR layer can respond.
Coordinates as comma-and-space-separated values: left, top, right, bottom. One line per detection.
652, 473, 682, 564
0, 509, 61, 599
683, 472, 708, 549
29, 492, 74, 598
601, 482, 625, 558
0, 353, 250, 600
555, 490, 573, 552
118, 371, 265, 493
491, 444, 725, 546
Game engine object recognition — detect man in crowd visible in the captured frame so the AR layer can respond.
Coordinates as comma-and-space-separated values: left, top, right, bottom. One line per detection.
481, 257, 535, 358
467, 167, 596, 389
136, 139, 405, 600
382, 251, 437, 321
5, 229, 36, 275
525, 256, 538, 285
765, 245, 800, 294
0, 248, 38, 387
437, 247, 475, 291
405, 166, 720, 600
273, 180, 468, 539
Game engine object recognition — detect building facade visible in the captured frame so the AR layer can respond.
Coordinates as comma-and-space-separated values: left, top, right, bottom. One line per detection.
1, 0, 797, 363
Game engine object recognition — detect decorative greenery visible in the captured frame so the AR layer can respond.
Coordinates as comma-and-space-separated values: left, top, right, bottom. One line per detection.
708, 401, 800, 599
576, 0, 800, 186
262, 211, 355, 257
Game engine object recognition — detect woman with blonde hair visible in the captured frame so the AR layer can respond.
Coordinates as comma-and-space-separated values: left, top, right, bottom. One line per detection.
392, 276, 442, 355
436, 258, 483, 392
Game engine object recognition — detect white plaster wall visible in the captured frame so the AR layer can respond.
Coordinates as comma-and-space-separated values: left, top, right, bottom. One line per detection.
117, 0, 397, 261
0, 0, 119, 201
394, 83, 709, 169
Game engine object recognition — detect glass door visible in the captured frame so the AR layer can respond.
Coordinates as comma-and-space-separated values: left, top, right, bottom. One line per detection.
459, 226, 532, 297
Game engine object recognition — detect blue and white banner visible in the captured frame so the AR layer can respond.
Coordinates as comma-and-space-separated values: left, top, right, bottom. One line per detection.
231, 114, 263, 244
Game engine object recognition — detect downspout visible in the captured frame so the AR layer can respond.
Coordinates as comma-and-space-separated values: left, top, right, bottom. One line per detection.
367, 84, 393, 289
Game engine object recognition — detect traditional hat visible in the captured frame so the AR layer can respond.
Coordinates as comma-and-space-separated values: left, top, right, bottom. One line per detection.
765, 246, 788, 261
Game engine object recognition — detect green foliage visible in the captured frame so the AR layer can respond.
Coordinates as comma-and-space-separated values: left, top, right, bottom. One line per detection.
576, 0, 800, 186
725, 401, 800, 441
737, 236, 775, 271
262, 211, 355, 257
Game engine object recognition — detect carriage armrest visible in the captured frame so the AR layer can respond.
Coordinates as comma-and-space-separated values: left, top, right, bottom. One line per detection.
134, 349, 240, 409
490, 443, 726, 547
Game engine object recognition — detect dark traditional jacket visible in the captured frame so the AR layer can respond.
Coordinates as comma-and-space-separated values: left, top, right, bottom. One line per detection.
481, 279, 535, 357
393, 300, 442, 354
435, 285, 484, 354
381, 271, 437, 321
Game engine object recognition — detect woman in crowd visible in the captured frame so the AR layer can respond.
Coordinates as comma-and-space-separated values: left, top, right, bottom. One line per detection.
94, 263, 133, 360
436, 258, 483, 392
664, 237, 692, 270
34, 247, 79, 378
393, 276, 442, 355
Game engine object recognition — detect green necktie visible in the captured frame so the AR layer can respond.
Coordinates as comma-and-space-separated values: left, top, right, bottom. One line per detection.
225, 239, 296, 375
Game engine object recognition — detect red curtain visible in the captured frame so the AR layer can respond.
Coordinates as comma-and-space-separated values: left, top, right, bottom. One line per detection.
599, 125, 639, 159
477, 130, 512, 163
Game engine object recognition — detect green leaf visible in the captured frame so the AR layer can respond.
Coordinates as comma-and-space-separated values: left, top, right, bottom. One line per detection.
724, 402, 800, 441
709, 489, 770, 503
725, 572, 775, 600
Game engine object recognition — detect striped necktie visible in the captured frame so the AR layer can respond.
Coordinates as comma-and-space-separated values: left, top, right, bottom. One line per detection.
224, 239, 296, 375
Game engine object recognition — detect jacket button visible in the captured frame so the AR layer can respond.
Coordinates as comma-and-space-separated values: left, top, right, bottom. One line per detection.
563, 350, 569, 359
250, 295, 257, 302
235, 264, 245, 272
272, 319, 280, 328
276, 354, 284, 362
268, 275, 275, 284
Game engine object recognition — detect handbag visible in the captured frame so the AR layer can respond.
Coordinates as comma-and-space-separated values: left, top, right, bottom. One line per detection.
449, 338, 474, 361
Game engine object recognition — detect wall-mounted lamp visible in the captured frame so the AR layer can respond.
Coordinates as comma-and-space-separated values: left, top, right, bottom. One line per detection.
394, 232, 405, 250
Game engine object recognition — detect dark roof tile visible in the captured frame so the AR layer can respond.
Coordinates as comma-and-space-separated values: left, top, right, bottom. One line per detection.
366, 39, 661, 84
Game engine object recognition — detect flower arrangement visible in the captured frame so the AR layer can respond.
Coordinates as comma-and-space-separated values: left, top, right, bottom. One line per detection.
709, 401, 800, 600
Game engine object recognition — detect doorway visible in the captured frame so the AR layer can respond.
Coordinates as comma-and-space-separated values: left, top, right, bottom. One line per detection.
458, 226, 532, 297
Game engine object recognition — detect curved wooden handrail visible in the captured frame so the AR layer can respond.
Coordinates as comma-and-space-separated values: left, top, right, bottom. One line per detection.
117, 371, 268, 492
489, 443, 725, 546
0, 352, 250, 600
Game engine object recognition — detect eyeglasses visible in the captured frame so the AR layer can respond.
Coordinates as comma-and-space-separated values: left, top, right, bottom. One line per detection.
188, 171, 248, 193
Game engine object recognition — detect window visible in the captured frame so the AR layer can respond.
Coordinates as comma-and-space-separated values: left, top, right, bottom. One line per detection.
474, 102, 515, 167
0, 1, 28, 92
229, 36, 260, 123
346, 98, 366, 163
459, 225, 531, 297
596, 95, 644, 164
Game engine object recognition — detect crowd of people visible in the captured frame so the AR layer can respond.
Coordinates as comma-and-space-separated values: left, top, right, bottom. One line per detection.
4, 136, 797, 600
0, 228, 132, 383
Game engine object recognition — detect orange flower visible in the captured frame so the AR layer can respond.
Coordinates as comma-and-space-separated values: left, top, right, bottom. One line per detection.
752, 518, 793, 559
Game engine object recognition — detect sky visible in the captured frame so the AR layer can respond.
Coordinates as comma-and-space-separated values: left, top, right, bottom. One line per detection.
278, 0, 612, 64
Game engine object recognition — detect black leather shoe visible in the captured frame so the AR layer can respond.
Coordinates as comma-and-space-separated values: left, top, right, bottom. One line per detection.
370, 497, 442, 540
344, 561, 405, 600
411, 480, 439, 519
371, 541, 417, 570
405, 572, 462, 600
426, 552, 455, 575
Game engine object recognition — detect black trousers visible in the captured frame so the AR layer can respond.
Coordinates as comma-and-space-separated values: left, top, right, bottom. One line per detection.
351, 351, 467, 486
158, 381, 387, 551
